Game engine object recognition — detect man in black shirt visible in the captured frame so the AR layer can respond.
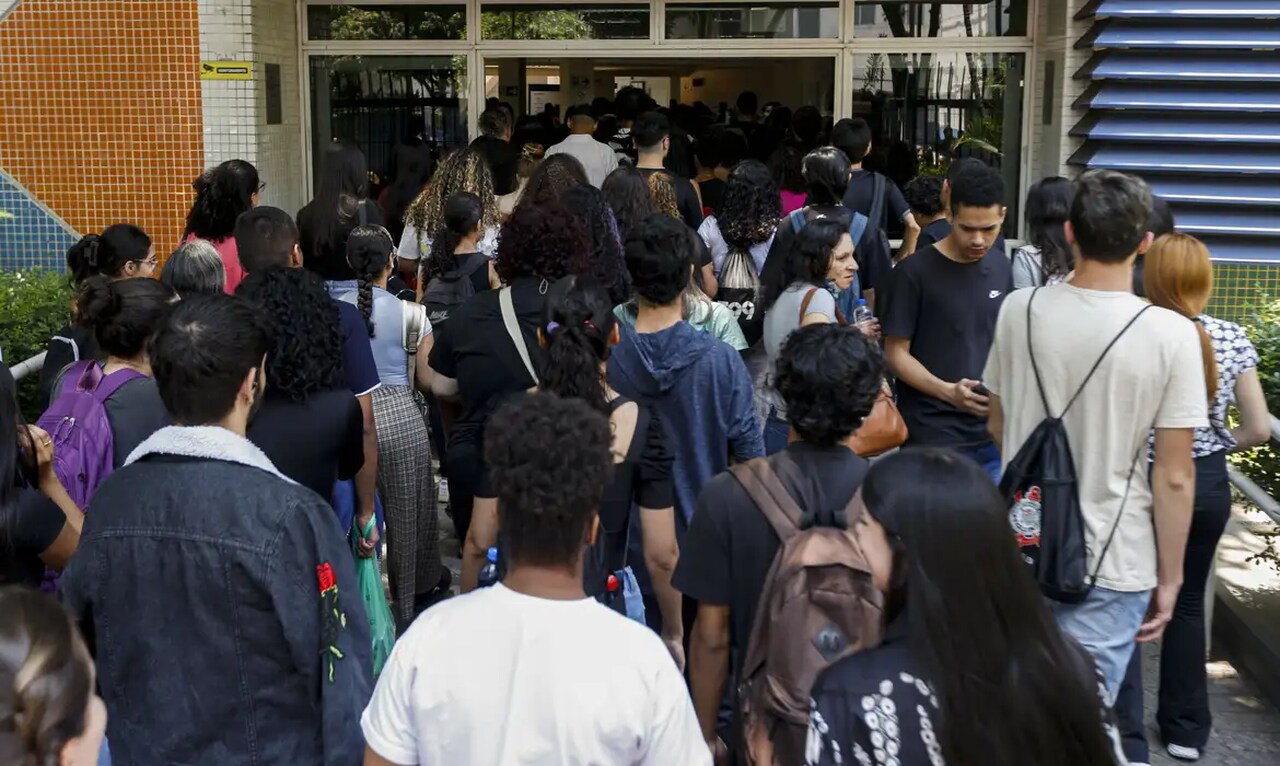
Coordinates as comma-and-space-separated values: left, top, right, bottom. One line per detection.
676, 323, 884, 758
831, 118, 920, 261
882, 162, 1013, 481
915, 157, 1008, 256
633, 111, 705, 231
470, 107, 519, 196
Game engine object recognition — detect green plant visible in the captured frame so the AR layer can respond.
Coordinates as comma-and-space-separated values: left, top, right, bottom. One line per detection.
1232, 293, 1280, 570
0, 269, 73, 421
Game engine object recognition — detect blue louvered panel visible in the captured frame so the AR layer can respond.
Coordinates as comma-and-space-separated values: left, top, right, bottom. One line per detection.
1078, 52, 1280, 82
1072, 4, 1280, 263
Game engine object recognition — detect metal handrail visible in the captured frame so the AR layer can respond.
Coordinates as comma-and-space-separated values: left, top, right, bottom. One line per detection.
9, 351, 45, 382
1224, 414, 1280, 526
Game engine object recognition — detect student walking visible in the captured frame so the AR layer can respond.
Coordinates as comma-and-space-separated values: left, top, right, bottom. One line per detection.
334, 225, 444, 630
298, 141, 383, 281
546, 104, 619, 188
182, 158, 260, 292
63, 294, 371, 765
401, 147, 502, 265
883, 161, 1013, 480
984, 170, 1208, 698
1012, 176, 1075, 289
1115, 233, 1271, 764
805, 449, 1127, 766
361, 393, 709, 765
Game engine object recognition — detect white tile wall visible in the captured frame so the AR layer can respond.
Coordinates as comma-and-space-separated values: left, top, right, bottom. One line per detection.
197, 0, 305, 216
1028, 0, 1091, 181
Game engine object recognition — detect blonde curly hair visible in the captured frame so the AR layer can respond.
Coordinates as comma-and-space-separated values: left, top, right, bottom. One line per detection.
405, 147, 500, 235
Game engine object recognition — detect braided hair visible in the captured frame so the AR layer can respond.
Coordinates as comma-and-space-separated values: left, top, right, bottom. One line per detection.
345, 225, 396, 337
540, 276, 617, 415
405, 147, 499, 238
0, 588, 97, 766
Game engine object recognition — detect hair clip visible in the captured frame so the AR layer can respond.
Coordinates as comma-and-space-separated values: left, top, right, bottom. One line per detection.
583, 319, 596, 331
546, 321, 561, 334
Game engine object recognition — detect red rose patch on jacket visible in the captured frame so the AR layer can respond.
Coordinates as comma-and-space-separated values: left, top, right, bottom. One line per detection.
317, 562, 348, 682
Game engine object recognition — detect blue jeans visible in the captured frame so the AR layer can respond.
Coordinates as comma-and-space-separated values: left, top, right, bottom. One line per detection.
1049, 586, 1152, 700
956, 441, 1002, 483
764, 412, 790, 456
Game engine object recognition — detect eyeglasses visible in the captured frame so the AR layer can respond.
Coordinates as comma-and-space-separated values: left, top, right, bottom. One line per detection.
133, 256, 158, 268
257, 182, 267, 193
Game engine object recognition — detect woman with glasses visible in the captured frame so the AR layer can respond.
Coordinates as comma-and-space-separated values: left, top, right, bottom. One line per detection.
182, 158, 261, 292
332, 225, 446, 631
37, 223, 156, 410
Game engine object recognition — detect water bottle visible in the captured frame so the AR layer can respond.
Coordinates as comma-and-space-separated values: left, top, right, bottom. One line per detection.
477, 547, 500, 588
852, 298, 875, 326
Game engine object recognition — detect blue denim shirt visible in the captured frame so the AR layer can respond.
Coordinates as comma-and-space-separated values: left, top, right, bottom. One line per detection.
62, 426, 371, 766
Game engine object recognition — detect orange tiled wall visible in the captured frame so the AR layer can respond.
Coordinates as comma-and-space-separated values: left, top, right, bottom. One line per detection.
0, 0, 203, 263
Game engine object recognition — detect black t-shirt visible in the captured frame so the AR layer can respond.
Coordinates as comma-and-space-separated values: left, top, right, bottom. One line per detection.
699, 177, 727, 215
915, 218, 1008, 258
673, 444, 869, 656
334, 299, 382, 397
1, 487, 65, 587
841, 170, 910, 232
39, 324, 95, 411
471, 135, 520, 196
763, 205, 893, 296
882, 245, 1013, 448
428, 279, 547, 448
638, 168, 705, 231
297, 199, 384, 281
249, 388, 364, 504
104, 378, 167, 468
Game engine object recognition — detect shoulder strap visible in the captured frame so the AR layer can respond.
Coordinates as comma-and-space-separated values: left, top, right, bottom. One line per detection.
730, 457, 803, 543
499, 286, 539, 386
847, 211, 870, 251
401, 299, 425, 354
92, 368, 146, 404
799, 287, 820, 324
788, 209, 807, 234
869, 172, 887, 232
358, 201, 369, 227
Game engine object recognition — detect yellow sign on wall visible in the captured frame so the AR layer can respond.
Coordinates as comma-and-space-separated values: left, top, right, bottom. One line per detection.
201, 61, 252, 81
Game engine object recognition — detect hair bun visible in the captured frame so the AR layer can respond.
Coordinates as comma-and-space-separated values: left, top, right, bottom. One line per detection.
75, 275, 120, 329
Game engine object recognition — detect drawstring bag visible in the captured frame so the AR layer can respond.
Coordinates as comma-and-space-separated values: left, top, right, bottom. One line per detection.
716, 248, 764, 346
352, 517, 397, 677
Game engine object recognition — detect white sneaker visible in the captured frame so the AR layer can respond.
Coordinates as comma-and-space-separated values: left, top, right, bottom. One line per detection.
437, 478, 450, 504
1166, 743, 1201, 761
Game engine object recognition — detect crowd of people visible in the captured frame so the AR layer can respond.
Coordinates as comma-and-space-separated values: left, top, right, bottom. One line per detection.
1, 85, 1271, 766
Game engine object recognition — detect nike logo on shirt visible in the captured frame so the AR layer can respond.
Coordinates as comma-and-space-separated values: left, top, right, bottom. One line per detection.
990, 290, 1002, 299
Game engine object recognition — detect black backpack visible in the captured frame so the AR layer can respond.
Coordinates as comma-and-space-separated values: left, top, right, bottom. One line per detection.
999, 288, 1151, 604
422, 253, 488, 328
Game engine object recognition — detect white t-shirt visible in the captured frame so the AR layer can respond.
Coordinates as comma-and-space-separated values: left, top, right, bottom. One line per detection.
398, 221, 500, 263
546, 134, 620, 189
698, 216, 775, 277
984, 284, 1208, 591
361, 583, 711, 766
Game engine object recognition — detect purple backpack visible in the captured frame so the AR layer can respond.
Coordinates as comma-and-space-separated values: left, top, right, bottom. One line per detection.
37, 361, 144, 509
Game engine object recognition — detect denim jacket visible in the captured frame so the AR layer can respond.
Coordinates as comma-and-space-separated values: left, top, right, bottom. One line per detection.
62, 426, 372, 766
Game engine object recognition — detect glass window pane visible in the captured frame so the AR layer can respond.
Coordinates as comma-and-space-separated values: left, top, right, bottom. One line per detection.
853, 1, 1028, 38
851, 52, 1026, 233
309, 56, 469, 194
666, 2, 840, 40
480, 5, 650, 41
307, 4, 466, 41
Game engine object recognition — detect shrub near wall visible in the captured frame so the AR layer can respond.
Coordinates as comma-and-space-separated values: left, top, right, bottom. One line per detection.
1234, 296, 1280, 570
0, 269, 72, 419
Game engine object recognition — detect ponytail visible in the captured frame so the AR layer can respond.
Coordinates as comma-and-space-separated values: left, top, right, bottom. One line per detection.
345, 225, 396, 337
1143, 233, 1218, 401
540, 276, 616, 414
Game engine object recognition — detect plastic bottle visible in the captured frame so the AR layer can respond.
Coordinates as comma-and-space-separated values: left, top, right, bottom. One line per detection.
852, 298, 875, 326
477, 547, 500, 588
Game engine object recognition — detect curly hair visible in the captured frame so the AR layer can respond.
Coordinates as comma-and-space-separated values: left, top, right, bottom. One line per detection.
768, 145, 806, 194
236, 268, 346, 402
183, 159, 259, 242
775, 324, 883, 447
562, 185, 628, 304
0, 587, 96, 766
903, 175, 945, 217
647, 171, 680, 220
517, 153, 588, 210
405, 147, 499, 236
602, 165, 659, 244
494, 202, 591, 284
719, 159, 780, 251
760, 217, 845, 311
484, 392, 614, 567
540, 276, 617, 415
345, 225, 397, 337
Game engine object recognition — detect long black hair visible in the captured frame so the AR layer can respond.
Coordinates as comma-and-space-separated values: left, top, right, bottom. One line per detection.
184, 159, 259, 242
0, 365, 37, 509
66, 224, 152, 284
540, 276, 616, 415
719, 159, 780, 252
345, 225, 396, 337
801, 146, 851, 206
602, 165, 660, 244
311, 141, 370, 260
426, 192, 484, 281
1025, 176, 1075, 283
760, 217, 845, 311
382, 139, 434, 242
563, 185, 628, 305
862, 449, 1122, 766
77, 276, 177, 359
237, 268, 347, 402
768, 145, 805, 194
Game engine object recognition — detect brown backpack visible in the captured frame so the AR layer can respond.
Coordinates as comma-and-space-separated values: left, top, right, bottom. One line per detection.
731, 455, 885, 766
